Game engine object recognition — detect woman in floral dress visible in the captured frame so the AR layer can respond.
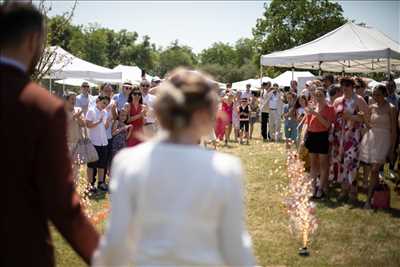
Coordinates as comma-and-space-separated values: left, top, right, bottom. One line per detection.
330, 77, 369, 200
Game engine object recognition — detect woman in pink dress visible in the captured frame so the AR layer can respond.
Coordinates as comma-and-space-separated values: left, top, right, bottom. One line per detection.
126, 87, 145, 147
359, 85, 397, 208
222, 94, 234, 145
214, 100, 226, 141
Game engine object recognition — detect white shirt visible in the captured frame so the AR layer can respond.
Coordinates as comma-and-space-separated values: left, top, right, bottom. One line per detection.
241, 91, 252, 100
76, 94, 96, 115
93, 141, 255, 267
269, 92, 279, 109
142, 93, 157, 124
85, 107, 108, 146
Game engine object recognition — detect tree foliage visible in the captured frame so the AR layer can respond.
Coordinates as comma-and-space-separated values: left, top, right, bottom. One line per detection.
36, 0, 349, 83
253, 0, 346, 55
158, 40, 197, 77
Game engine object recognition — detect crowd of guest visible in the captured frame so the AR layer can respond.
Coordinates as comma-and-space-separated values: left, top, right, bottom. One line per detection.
65, 72, 400, 208
65, 78, 161, 194
251, 74, 399, 209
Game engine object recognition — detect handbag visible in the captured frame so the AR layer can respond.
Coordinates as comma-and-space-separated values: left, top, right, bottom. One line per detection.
372, 180, 391, 209
72, 127, 99, 164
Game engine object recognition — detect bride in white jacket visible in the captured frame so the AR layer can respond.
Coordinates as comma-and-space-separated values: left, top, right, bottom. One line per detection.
92, 68, 255, 267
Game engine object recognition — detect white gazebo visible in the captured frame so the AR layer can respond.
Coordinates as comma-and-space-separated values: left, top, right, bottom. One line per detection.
261, 22, 400, 73
232, 79, 259, 91
271, 71, 315, 87
112, 64, 153, 84
55, 78, 98, 88
46, 46, 122, 81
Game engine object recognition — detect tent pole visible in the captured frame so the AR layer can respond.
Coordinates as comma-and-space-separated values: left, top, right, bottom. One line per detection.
387, 55, 391, 78
318, 61, 322, 76
291, 66, 294, 81
49, 77, 52, 94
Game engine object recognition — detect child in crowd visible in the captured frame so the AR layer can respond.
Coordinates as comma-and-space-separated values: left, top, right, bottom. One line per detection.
111, 109, 132, 161
85, 95, 111, 193
283, 92, 298, 148
238, 98, 250, 145
249, 96, 259, 139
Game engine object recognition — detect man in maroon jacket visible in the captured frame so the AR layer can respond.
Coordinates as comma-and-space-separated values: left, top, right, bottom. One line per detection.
1, 4, 99, 266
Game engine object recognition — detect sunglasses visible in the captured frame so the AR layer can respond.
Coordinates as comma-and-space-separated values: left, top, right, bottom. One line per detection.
140, 84, 150, 88
123, 86, 132, 90
82, 85, 89, 88
133, 92, 142, 96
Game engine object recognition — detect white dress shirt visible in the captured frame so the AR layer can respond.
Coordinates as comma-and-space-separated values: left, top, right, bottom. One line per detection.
76, 93, 96, 114
269, 93, 279, 109
93, 140, 255, 266
85, 107, 108, 146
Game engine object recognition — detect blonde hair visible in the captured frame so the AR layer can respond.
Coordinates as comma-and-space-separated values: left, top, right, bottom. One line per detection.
154, 68, 218, 132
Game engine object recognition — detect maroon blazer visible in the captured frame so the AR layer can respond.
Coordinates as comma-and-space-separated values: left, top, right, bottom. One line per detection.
1, 63, 99, 266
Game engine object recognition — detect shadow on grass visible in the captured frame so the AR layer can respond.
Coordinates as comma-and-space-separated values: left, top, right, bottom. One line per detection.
314, 184, 400, 218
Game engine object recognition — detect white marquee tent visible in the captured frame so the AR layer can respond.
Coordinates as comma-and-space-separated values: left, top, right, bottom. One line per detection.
261, 22, 400, 73
272, 71, 315, 87
232, 77, 273, 91
55, 78, 97, 88
232, 79, 260, 91
112, 64, 153, 84
45, 46, 122, 81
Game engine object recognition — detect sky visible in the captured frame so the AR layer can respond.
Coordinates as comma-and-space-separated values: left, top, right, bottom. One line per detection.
45, 1, 400, 53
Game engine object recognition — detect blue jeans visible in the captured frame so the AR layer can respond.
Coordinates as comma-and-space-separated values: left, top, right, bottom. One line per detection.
284, 120, 298, 142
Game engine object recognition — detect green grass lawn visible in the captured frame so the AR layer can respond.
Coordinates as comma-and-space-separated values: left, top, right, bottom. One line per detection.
53, 127, 400, 267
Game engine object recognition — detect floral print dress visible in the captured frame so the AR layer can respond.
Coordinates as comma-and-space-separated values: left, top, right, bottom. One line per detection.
329, 95, 363, 184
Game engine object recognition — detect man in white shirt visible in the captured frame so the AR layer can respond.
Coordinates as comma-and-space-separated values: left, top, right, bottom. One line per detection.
140, 79, 157, 137
265, 83, 283, 142
76, 82, 96, 115
240, 84, 252, 101
259, 82, 272, 141
85, 96, 110, 193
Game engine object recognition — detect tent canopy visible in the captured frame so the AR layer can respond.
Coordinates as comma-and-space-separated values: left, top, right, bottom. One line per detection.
261, 22, 400, 73
232, 77, 272, 91
55, 78, 97, 87
46, 46, 121, 81
272, 71, 315, 87
112, 64, 153, 84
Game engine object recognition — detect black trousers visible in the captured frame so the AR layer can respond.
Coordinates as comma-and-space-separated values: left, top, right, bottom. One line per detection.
92, 138, 113, 185
261, 112, 270, 140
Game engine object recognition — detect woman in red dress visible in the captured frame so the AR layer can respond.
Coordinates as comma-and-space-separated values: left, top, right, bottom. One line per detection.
126, 87, 146, 147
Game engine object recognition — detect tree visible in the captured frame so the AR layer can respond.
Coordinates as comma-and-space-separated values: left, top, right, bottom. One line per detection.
33, 0, 77, 81
253, 0, 346, 57
82, 23, 109, 66
234, 38, 257, 66
158, 40, 197, 77
199, 42, 237, 66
